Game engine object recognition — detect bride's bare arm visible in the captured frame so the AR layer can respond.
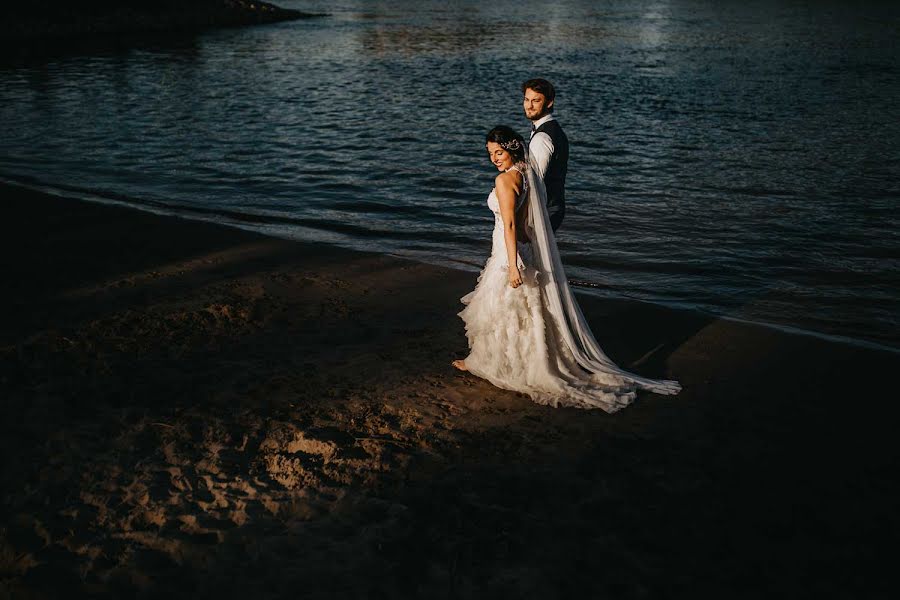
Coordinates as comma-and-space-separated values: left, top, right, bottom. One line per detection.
495, 171, 523, 288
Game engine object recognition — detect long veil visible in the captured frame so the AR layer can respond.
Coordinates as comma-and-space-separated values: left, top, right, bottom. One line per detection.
520, 152, 681, 395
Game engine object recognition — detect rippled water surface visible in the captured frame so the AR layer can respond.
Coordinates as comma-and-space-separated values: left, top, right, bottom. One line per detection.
1, 0, 898, 349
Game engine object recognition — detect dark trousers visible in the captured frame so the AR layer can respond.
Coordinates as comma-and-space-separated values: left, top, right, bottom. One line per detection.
548, 204, 565, 232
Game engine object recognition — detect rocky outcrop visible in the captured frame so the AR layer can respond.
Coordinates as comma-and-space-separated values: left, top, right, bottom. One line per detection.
1, 1, 320, 43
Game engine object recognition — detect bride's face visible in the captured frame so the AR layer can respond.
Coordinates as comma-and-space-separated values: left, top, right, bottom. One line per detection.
486, 141, 514, 171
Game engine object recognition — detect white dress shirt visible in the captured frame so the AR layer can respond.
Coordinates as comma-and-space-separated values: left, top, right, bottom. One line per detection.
529, 114, 556, 180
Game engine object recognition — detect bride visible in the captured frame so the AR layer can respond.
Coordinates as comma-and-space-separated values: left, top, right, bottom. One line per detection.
452, 125, 681, 412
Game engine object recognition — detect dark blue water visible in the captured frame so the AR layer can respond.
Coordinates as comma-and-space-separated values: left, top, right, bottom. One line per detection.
2, 0, 898, 350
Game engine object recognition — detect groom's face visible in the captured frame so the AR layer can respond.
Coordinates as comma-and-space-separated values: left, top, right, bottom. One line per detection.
523, 88, 552, 121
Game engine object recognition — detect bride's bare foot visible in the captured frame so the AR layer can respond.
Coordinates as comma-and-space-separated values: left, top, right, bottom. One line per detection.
451, 359, 468, 371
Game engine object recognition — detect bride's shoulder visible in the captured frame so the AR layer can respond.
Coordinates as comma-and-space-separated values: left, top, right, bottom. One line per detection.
494, 168, 524, 190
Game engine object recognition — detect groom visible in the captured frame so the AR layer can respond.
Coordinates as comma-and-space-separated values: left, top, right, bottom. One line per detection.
523, 78, 569, 232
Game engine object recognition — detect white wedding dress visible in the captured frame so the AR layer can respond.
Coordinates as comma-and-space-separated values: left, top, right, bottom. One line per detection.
458, 160, 680, 412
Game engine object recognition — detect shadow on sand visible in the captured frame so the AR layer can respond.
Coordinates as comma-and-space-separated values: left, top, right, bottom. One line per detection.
1, 184, 896, 598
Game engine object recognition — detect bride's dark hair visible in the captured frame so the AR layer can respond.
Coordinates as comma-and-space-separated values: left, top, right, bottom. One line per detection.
486, 125, 526, 163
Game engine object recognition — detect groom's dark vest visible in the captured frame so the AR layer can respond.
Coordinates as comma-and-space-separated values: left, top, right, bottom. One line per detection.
534, 118, 569, 231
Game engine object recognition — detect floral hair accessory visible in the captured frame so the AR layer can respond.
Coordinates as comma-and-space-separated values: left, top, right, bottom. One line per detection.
500, 139, 521, 151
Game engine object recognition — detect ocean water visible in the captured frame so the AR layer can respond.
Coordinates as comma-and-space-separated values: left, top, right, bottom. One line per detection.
1, 0, 898, 350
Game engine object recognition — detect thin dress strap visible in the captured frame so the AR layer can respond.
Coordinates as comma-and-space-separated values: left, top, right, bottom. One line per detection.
503, 164, 528, 211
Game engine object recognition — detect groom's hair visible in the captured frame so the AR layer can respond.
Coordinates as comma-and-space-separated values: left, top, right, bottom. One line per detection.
522, 78, 556, 112
486, 126, 527, 163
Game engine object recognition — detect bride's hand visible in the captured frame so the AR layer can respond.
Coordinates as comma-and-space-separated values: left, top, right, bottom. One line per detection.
508, 266, 523, 288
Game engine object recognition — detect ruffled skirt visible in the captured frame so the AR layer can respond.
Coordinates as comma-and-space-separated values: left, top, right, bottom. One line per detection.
458, 244, 639, 412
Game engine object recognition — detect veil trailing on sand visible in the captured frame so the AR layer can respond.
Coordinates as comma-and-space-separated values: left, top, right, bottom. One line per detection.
520, 151, 681, 395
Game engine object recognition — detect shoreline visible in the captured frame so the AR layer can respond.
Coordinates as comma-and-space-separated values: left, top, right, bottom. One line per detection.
3, 173, 895, 357
1, 181, 897, 597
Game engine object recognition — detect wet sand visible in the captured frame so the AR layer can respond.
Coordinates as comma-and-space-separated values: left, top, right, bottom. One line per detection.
0, 182, 896, 598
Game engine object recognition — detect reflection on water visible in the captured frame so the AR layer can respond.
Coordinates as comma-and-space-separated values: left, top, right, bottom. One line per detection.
1, 0, 898, 349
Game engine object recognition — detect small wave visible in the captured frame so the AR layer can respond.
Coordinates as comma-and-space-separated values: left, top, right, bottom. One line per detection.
330, 199, 431, 215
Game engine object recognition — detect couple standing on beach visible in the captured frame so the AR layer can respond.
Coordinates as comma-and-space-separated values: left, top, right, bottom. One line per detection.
453, 79, 681, 412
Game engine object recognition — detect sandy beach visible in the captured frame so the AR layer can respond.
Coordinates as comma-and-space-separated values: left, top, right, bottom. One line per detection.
1, 182, 896, 598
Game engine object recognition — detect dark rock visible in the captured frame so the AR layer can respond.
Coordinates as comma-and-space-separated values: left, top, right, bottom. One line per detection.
0, 1, 324, 45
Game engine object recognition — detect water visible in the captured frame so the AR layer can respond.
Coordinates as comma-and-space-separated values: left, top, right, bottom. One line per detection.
1, 0, 898, 350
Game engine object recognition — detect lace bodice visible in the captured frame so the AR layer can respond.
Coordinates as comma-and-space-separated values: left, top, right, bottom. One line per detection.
486, 188, 531, 272
486, 188, 501, 215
